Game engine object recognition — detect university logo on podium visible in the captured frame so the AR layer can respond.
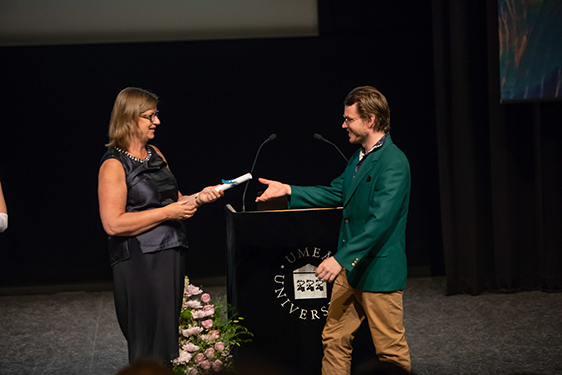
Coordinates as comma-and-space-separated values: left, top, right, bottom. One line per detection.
273, 247, 333, 321
293, 263, 327, 300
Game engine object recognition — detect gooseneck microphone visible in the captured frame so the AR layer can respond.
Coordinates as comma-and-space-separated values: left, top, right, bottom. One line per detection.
314, 133, 349, 162
242, 133, 277, 211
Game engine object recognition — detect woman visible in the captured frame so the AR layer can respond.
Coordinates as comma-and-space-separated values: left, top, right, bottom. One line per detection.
98, 87, 223, 364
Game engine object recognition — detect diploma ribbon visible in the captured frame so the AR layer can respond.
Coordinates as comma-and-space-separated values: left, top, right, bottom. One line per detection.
222, 179, 237, 187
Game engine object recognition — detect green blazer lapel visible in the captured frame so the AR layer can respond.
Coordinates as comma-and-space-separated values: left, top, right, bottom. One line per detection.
342, 151, 359, 206
343, 136, 394, 207
343, 158, 373, 207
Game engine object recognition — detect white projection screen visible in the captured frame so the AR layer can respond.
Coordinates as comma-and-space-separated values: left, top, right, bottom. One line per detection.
0, 0, 319, 46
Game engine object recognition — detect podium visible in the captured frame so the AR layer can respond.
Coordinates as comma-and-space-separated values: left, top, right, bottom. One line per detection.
225, 205, 342, 375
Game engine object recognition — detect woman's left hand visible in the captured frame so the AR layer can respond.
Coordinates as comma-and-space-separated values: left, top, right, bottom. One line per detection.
197, 186, 224, 205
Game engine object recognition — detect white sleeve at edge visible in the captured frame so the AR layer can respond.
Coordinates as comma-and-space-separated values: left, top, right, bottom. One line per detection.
0, 212, 7, 232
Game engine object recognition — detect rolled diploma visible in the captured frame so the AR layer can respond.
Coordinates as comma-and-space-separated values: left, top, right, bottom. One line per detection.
215, 173, 252, 191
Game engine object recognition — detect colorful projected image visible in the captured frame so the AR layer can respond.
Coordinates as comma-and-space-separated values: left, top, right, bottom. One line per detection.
499, 0, 562, 102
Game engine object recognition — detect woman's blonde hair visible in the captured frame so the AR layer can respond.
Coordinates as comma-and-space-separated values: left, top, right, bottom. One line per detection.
106, 87, 159, 150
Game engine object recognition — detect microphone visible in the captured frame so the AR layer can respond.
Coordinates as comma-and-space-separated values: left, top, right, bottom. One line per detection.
242, 133, 277, 211
313, 133, 349, 162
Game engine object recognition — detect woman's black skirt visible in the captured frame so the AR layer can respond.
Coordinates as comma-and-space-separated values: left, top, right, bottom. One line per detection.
112, 239, 186, 363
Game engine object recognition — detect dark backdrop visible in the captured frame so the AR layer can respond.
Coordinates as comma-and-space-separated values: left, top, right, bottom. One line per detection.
433, 0, 562, 294
2, 0, 559, 296
0, 1, 442, 288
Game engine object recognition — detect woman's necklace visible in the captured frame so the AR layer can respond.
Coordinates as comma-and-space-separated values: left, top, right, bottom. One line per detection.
114, 146, 152, 163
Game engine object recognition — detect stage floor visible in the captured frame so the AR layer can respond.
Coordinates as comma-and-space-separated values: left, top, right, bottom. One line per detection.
1, 277, 561, 375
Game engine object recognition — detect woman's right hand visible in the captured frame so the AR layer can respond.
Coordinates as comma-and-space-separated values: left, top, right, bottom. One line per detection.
168, 199, 197, 220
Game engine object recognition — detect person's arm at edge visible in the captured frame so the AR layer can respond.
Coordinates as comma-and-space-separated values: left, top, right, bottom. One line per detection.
0, 180, 7, 232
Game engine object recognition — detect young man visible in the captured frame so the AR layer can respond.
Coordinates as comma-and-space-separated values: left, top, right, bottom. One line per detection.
256, 86, 411, 373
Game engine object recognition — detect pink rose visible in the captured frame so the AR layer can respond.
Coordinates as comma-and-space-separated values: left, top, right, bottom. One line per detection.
186, 284, 203, 296
200, 360, 211, 370
202, 319, 213, 329
192, 310, 206, 319
204, 347, 215, 359
185, 300, 203, 309
208, 330, 220, 340
182, 343, 200, 352
184, 327, 203, 336
201, 293, 211, 303
203, 305, 215, 317
212, 359, 223, 372
173, 350, 192, 365
215, 342, 225, 351
194, 353, 205, 363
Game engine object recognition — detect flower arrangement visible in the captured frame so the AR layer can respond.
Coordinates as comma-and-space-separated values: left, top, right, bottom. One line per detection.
172, 277, 252, 374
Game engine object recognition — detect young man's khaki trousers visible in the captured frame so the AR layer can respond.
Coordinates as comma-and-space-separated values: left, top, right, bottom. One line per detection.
321, 270, 411, 374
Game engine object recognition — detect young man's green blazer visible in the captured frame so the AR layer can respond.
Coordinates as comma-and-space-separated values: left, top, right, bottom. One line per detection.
289, 135, 411, 292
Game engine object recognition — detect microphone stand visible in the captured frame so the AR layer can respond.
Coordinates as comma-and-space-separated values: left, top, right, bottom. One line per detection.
313, 133, 349, 162
242, 134, 277, 211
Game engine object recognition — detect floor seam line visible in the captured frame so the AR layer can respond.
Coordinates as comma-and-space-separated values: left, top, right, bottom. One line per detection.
88, 293, 104, 375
